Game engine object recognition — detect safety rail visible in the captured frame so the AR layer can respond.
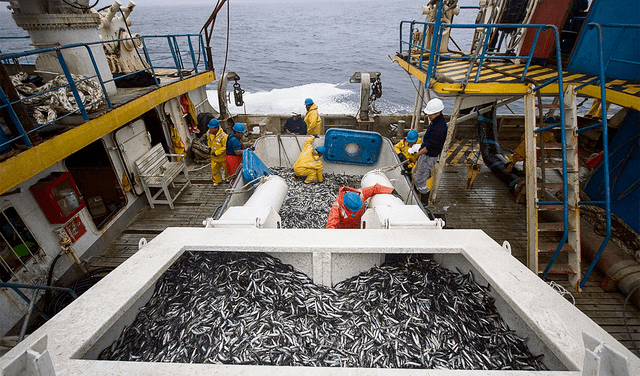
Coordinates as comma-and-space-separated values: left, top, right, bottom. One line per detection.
0, 36, 31, 58
398, 3, 574, 283
574, 23, 640, 290
0, 282, 78, 340
399, 20, 564, 90
0, 33, 209, 152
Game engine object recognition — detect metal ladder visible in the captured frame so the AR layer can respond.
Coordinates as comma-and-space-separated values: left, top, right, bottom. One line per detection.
525, 85, 581, 288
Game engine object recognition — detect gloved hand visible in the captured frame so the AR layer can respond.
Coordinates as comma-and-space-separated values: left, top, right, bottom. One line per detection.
397, 153, 407, 162
391, 189, 402, 200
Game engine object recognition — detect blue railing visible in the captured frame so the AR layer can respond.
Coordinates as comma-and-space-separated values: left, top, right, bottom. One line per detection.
0, 33, 209, 152
0, 36, 31, 58
574, 23, 640, 290
399, 20, 564, 89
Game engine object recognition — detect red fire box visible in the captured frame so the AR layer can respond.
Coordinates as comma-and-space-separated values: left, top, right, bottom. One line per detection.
30, 172, 86, 224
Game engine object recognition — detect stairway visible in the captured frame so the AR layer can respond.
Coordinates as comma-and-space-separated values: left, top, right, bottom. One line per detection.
525, 86, 581, 288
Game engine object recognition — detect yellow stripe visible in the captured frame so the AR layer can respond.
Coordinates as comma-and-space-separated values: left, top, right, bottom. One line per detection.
562, 74, 587, 82
394, 57, 427, 83
577, 84, 640, 111
0, 71, 215, 195
397, 56, 640, 110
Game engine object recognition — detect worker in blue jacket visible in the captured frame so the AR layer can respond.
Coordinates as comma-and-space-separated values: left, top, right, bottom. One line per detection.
414, 98, 447, 206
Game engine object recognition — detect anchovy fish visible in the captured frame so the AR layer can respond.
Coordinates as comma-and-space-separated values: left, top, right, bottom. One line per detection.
271, 167, 361, 229
98, 252, 547, 371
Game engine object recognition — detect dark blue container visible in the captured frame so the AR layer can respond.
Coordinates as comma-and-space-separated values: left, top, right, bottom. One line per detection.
323, 128, 382, 165
0, 127, 11, 155
584, 110, 640, 232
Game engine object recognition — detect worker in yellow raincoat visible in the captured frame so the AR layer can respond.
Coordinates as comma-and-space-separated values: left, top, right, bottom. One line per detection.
293, 135, 325, 184
304, 98, 322, 135
206, 118, 228, 186
393, 129, 422, 176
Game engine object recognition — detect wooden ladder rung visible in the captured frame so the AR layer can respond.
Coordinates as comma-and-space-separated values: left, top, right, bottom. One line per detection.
540, 161, 564, 169
537, 204, 565, 211
536, 142, 563, 150
538, 263, 576, 275
537, 182, 564, 191
537, 242, 574, 253
538, 222, 565, 232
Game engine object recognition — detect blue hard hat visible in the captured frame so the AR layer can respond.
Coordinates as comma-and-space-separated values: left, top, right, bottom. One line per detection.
343, 191, 363, 214
232, 123, 246, 133
406, 129, 418, 143
304, 98, 314, 106
207, 118, 220, 128
315, 145, 326, 155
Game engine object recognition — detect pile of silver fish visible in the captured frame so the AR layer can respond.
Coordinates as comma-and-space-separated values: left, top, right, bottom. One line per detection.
99, 252, 547, 370
271, 167, 362, 229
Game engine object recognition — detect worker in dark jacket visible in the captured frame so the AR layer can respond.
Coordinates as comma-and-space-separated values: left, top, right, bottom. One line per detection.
414, 98, 447, 206
326, 184, 400, 229
283, 112, 307, 135
226, 123, 246, 182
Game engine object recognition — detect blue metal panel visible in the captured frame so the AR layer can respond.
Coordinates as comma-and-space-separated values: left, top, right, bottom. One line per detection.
584, 110, 640, 232
567, 0, 640, 80
323, 128, 382, 165
242, 149, 272, 185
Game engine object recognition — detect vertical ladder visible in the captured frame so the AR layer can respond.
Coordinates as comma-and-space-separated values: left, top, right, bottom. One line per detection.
525, 85, 581, 288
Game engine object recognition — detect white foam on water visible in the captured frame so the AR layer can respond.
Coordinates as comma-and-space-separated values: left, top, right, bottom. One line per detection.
207, 83, 359, 116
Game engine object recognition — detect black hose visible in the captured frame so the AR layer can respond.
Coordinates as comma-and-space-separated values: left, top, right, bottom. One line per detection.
476, 104, 522, 192
44, 253, 63, 313
46, 267, 114, 316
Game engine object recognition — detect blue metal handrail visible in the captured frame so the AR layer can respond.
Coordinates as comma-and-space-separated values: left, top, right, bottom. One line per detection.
0, 33, 208, 153
0, 282, 80, 323
575, 23, 617, 290
399, 19, 563, 89
0, 36, 31, 58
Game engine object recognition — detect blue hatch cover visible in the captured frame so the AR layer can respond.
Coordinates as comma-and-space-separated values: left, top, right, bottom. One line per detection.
242, 149, 272, 185
323, 128, 382, 165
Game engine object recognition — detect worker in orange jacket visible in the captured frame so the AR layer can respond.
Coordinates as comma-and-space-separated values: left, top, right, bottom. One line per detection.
326, 184, 400, 229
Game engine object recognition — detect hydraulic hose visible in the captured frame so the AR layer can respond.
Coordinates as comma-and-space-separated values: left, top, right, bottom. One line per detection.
476, 105, 522, 192
44, 253, 63, 313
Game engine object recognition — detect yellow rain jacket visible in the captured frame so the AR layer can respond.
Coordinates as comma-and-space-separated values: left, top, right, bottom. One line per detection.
293, 136, 323, 183
304, 103, 322, 135
207, 127, 228, 183
170, 125, 185, 162
394, 137, 422, 169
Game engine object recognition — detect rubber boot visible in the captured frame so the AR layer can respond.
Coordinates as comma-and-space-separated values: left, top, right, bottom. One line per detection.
420, 191, 430, 206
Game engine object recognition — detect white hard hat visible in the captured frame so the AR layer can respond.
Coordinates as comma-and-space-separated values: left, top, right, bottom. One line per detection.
425, 98, 444, 115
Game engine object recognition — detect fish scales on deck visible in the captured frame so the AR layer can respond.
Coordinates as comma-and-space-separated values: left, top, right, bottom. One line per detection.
99, 252, 547, 370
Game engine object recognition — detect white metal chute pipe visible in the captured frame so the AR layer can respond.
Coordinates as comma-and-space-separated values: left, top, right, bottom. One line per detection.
361, 170, 404, 208
244, 175, 288, 213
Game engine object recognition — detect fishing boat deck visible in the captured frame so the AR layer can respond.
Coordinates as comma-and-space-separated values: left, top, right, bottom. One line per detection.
394, 53, 640, 111
88, 146, 640, 357
0, 68, 215, 196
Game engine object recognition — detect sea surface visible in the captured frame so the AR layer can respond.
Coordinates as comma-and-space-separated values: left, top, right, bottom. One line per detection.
0, 0, 495, 115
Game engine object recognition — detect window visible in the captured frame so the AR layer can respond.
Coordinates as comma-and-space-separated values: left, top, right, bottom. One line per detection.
0, 207, 41, 282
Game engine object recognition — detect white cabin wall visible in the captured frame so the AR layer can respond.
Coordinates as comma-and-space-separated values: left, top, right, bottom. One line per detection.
0, 133, 145, 336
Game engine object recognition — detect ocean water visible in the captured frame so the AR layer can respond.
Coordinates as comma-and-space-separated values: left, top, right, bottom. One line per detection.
0, 0, 485, 115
